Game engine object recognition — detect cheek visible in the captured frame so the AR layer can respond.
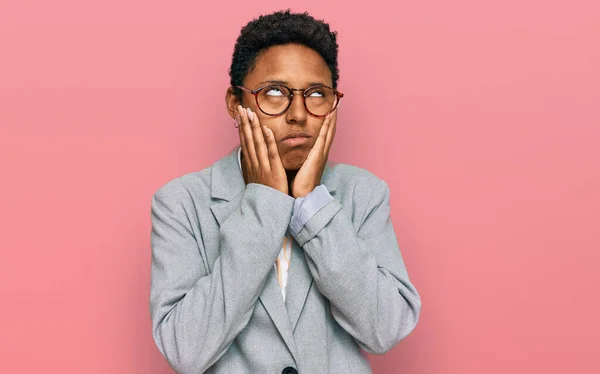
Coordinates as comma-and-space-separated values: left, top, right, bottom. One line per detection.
258, 117, 285, 138
315, 118, 327, 132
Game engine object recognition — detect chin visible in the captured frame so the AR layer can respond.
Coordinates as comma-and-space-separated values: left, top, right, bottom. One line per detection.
282, 151, 308, 170
283, 161, 302, 171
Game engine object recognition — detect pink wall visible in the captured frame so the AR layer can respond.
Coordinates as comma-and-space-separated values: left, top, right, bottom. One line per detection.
1, 0, 598, 372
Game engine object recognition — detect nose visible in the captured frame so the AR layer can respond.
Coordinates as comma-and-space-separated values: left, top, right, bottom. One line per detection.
285, 92, 308, 124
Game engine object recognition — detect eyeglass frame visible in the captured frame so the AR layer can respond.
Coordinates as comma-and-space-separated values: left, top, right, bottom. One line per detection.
235, 83, 344, 118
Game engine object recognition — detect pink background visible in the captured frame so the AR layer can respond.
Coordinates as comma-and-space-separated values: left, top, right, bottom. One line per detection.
1, 0, 599, 372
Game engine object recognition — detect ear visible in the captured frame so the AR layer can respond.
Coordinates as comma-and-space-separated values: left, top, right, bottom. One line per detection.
225, 86, 241, 119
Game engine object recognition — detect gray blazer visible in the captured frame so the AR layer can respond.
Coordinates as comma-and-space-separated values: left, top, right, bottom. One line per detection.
150, 146, 421, 374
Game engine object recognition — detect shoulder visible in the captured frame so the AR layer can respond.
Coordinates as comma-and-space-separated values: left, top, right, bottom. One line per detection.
328, 162, 390, 197
326, 162, 392, 228
152, 167, 212, 207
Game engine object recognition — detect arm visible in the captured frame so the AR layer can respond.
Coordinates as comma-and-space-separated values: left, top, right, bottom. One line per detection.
290, 179, 421, 354
150, 181, 294, 373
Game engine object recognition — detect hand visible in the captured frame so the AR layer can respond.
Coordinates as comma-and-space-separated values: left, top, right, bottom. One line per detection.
237, 105, 289, 195
291, 110, 337, 198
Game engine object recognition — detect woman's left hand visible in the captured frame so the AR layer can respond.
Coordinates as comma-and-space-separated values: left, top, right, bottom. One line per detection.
291, 110, 337, 198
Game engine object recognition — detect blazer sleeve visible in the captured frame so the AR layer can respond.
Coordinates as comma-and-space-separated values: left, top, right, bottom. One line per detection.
150, 181, 294, 373
290, 179, 422, 355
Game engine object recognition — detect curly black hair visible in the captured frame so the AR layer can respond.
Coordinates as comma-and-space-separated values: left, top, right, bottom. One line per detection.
229, 9, 339, 102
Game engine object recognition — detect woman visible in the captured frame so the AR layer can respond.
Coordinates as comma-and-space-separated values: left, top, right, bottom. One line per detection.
150, 10, 421, 374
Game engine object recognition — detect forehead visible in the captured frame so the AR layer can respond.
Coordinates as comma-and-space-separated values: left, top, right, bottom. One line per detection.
245, 44, 332, 87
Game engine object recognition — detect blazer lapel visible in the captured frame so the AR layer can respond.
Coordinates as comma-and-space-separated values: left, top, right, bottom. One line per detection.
209, 146, 245, 228
285, 237, 314, 331
258, 266, 300, 360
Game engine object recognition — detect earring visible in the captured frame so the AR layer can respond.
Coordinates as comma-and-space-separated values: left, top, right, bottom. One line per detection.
233, 118, 240, 128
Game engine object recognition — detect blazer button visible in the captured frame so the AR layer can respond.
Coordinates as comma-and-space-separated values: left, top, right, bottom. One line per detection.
282, 367, 298, 374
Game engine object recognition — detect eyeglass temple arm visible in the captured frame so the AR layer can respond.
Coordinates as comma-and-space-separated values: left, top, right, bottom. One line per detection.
235, 86, 257, 95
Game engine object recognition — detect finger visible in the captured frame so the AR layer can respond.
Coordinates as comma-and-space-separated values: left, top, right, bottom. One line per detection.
323, 110, 337, 158
312, 114, 331, 155
239, 105, 259, 170
238, 115, 251, 171
237, 112, 245, 151
238, 105, 255, 170
263, 126, 284, 172
236, 108, 248, 162
248, 108, 271, 171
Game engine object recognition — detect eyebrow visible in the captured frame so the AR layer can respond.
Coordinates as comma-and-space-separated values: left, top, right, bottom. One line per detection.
258, 80, 328, 87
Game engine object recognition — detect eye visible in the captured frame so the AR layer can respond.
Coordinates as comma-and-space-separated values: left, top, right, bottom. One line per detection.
309, 90, 324, 97
265, 87, 285, 96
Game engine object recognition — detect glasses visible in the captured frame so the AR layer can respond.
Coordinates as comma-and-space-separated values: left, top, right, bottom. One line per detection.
236, 83, 343, 118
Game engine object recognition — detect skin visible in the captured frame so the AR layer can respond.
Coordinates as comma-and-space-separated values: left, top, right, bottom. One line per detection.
225, 43, 338, 198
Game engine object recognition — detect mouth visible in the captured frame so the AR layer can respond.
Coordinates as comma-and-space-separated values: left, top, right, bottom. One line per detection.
281, 131, 311, 147
282, 137, 310, 147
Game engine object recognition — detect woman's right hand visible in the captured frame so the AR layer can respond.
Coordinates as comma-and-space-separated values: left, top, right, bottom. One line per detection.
237, 105, 288, 195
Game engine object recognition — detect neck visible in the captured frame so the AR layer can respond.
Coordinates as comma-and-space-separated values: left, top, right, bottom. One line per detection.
286, 169, 299, 196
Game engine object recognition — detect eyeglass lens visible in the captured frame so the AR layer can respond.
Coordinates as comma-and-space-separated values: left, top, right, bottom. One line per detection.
256, 85, 338, 116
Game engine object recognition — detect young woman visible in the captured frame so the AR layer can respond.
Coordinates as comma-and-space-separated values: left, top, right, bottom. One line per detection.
150, 10, 421, 374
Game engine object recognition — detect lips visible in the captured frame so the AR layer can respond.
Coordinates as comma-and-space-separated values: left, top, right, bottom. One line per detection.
282, 131, 310, 140
282, 137, 310, 147
281, 131, 311, 147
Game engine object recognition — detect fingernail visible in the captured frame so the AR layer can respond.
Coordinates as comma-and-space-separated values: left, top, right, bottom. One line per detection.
246, 108, 253, 121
